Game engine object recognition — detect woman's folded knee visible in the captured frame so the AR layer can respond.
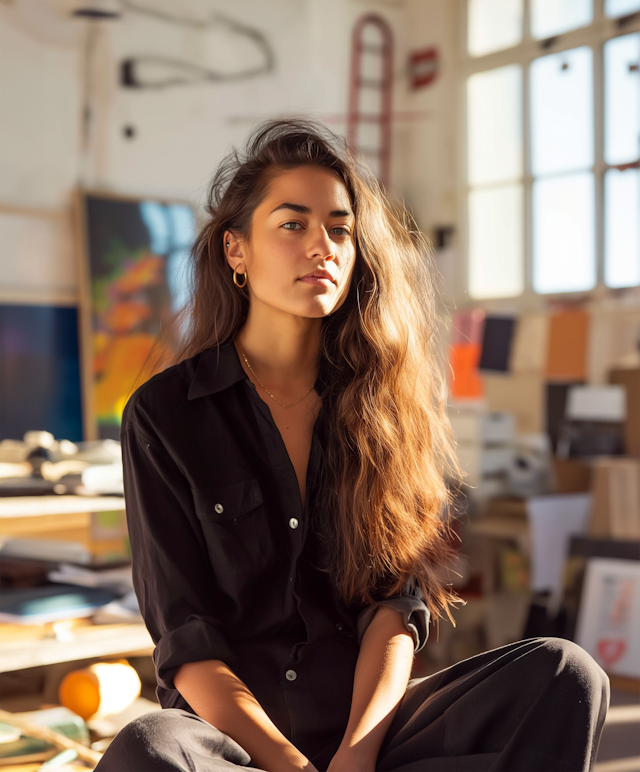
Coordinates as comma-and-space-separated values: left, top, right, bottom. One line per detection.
109, 710, 197, 754
526, 637, 610, 698
131, 708, 193, 730
105, 708, 252, 768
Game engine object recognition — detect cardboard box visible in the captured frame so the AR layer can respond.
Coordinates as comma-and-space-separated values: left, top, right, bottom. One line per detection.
553, 457, 592, 493
483, 374, 545, 434
456, 443, 513, 484
589, 457, 640, 540
610, 368, 640, 456
482, 497, 528, 520
588, 309, 640, 385
449, 411, 515, 444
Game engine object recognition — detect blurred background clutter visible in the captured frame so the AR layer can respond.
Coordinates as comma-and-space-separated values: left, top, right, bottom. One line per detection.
0, 0, 639, 769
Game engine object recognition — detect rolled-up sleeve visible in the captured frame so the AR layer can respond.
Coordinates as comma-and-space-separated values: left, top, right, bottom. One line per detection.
121, 401, 237, 690
356, 577, 430, 653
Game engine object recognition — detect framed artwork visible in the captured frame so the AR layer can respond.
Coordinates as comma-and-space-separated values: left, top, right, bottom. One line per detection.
76, 191, 196, 440
575, 557, 640, 679
561, 534, 640, 641
0, 304, 82, 442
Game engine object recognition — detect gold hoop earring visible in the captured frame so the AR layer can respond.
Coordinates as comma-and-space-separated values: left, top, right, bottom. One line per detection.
233, 269, 247, 288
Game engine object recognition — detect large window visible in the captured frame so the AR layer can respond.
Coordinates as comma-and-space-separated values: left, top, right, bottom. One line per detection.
465, 0, 640, 299
467, 65, 524, 297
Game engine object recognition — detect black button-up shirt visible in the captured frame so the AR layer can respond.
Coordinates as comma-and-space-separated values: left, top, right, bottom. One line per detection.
121, 341, 429, 764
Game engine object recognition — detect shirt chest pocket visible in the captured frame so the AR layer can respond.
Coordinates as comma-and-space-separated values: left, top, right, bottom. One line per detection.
191, 480, 275, 590
192, 479, 264, 523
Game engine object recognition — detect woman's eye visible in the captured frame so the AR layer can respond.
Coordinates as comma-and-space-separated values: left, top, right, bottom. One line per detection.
282, 222, 302, 230
330, 227, 349, 236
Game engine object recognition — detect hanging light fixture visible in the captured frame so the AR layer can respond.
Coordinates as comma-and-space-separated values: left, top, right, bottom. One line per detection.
71, 0, 121, 19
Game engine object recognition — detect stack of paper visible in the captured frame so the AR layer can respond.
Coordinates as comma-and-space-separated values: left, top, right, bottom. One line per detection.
0, 584, 119, 624
47, 563, 133, 595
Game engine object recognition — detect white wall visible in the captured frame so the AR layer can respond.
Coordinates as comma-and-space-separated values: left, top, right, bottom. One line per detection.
401, 0, 462, 302
0, 0, 460, 304
0, 1, 83, 303
399, 0, 460, 232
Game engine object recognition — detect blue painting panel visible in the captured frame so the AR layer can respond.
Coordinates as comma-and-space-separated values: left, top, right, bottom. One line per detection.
0, 305, 83, 442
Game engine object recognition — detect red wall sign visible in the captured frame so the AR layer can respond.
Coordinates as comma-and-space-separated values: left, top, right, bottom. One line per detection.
409, 47, 439, 89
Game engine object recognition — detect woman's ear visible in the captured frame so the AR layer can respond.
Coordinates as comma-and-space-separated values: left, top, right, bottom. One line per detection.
223, 230, 246, 273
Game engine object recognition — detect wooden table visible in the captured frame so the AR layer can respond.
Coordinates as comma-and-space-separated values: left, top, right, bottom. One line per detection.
0, 621, 153, 673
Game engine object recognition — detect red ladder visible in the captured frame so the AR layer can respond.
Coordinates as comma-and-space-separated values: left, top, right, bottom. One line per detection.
347, 14, 394, 188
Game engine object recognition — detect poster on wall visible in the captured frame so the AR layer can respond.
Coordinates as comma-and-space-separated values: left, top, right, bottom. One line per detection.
77, 192, 196, 440
575, 557, 640, 679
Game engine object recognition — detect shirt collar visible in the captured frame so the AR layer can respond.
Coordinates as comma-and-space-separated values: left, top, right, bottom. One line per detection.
187, 340, 331, 401
187, 342, 246, 400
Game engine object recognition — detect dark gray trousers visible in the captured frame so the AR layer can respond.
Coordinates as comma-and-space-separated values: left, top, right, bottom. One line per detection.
95, 638, 610, 772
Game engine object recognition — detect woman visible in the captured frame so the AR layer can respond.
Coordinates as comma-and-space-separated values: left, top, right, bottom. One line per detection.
96, 120, 608, 772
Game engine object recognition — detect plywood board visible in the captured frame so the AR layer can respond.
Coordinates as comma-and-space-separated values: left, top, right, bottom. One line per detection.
545, 309, 589, 381
510, 312, 549, 374
482, 373, 545, 434
588, 309, 640, 385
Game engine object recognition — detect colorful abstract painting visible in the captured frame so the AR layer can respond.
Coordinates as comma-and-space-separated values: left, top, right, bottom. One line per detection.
80, 194, 195, 440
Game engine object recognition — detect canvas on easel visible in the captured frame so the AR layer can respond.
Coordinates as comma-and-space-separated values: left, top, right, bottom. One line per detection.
76, 192, 196, 440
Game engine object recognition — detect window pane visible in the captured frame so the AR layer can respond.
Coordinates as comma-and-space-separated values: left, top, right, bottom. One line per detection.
605, 169, 640, 287
606, 0, 640, 17
533, 173, 595, 293
468, 0, 523, 57
467, 65, 522, 185
469, 184, 524, 298
605, 33, 640, 166
530, 47, 593, 175
531, 0, 593, 39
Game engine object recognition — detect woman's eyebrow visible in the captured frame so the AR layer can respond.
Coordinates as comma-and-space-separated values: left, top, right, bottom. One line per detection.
270, 202, 353, 217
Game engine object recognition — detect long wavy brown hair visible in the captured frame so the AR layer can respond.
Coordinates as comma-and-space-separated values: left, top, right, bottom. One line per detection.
168, 118, 461, 621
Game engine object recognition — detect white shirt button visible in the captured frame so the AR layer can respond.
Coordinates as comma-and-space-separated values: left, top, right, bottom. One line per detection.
285, 669, 297, 681
214, 503, 224, 514
289, 518, 299, 529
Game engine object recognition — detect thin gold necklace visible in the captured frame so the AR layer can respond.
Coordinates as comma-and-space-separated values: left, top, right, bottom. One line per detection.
236, 341, 315, 409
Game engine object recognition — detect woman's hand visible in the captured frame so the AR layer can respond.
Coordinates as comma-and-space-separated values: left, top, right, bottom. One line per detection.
175, 660, 319, 772
326, 607, 414, 772
326, 747, 376, 772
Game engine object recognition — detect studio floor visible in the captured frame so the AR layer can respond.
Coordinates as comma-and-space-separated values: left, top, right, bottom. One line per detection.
595, 689, 640, 772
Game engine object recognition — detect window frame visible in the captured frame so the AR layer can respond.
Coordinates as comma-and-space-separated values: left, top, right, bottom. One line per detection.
458, 0, 640, 304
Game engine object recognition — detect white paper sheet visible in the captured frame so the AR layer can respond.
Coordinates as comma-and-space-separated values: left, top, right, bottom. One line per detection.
527, 493, 592, 605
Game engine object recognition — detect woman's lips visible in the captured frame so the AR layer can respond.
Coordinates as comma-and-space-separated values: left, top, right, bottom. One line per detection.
300, 267, 336, 285
298, 276, 335, 287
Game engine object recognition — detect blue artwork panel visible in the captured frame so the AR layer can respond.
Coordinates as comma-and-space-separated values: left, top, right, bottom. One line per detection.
0, 305, 83, 442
